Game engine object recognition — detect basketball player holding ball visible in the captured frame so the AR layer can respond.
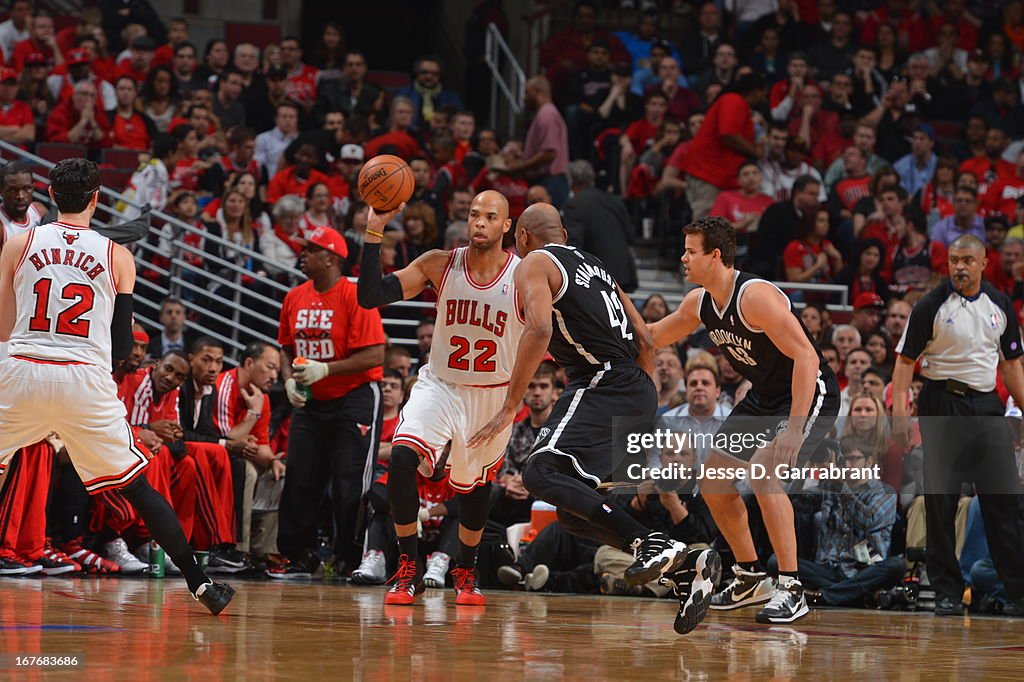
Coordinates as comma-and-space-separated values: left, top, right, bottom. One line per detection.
357, 189, 523, 606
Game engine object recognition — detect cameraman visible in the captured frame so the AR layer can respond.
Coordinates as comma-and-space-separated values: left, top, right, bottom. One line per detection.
768, 435, 904, 607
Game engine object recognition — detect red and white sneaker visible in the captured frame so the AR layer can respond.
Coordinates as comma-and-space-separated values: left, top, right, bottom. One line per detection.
384, 554, 424, 605
35, 541, 81, 576
60, 538, 120, 575
0, 549, 42, 576
451, 566, 486, 606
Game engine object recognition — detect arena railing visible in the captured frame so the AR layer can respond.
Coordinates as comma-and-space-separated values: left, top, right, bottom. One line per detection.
484, 22, 526, 138
0, 141, 433, 356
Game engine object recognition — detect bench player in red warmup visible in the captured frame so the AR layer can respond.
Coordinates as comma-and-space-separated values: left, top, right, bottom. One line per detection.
0, 158, 233, 615
357, 190, 524, 606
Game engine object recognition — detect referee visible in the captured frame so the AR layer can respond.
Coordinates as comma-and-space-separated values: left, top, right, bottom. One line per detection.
893, 234, 1024, 616
271, 226, 386, 578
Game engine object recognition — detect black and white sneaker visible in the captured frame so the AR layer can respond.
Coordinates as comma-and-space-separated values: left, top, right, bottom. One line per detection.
194, 581, 235, 616
755, 577, 809, 624
207, 544, 251, 574
624, 533, 686, 586
662, 547, 722, 635
710, 564, 776, 610
265, 552, 319, 580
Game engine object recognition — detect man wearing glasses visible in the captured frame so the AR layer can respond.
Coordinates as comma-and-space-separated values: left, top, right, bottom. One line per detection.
395, 55, 464, 130
44, 80, 111, 152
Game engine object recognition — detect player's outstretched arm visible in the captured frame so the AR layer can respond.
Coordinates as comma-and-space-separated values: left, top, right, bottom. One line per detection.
0, 231, 29, 342
742, 283, 819, 462
357, 203, 450, 308
467, 253, 560, 449
648, 288, 702, 349
616, 285, 655, 381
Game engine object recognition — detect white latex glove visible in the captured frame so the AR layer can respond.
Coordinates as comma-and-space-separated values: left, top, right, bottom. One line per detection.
418, 507, 431, 523
292, 359, 329, 386
285, 378, 307, 408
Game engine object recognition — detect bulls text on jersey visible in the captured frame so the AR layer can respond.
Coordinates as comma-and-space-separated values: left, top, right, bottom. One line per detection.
443, 299, 508, 337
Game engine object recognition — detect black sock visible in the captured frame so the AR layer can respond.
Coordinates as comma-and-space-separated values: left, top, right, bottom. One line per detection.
118, 477, 209, 594
779, 570, 799, 582
739, 560, 764, 574
457, 541, 478, 568
397, 533, 418, 561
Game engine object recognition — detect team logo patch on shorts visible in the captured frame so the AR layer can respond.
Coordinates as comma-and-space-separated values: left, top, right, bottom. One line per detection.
535, 427, 551, 445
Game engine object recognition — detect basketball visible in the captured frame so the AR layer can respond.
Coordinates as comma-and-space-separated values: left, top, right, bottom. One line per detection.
357, 154, 414, 213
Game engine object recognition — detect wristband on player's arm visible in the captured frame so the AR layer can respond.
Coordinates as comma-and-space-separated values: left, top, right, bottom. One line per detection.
356, 242, 404, 308
110, 293, 134, 361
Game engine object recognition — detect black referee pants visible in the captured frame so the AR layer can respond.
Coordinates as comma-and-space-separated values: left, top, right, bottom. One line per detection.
277, 382, 383, 565
918, 381, 1024, 601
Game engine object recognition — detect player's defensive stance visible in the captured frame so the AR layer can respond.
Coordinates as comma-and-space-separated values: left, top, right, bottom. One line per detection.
470, 203, 719, 635
650, 217, 840, 624
358, 190, 524, 606
0, 159, 233, 615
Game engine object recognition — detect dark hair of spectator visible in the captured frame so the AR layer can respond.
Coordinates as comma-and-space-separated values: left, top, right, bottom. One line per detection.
383, 367, 405, 383
277, 100, 302, 118
737, 159, 759, 175
644, 90, 668, 106
413, 54, 443, 76
794, 207, 829, 241
316, 22, 347, 68
819, 341, 837, 355
241, 341, 275, 366
191, 335, 224, 354
228, 126, 256, 146
204, 39, 227, 60
792, 174, 820, 196
306, 181, 329, 201
869, 164, 898, 195
854, 238, 885, 274
161, 296, 185, 311
170, 123, 195, 149
141, 65, 178, 103
683, 216, 736, 267
280, 35, 301, 48
116, 74, 138, 89
955, 185, 978, 199
840, 433, 876, 460
732, 71, 765, 95
879, 185, 908, 201
344, 200, 367, 232
175, 40, 197, 56
50, 158, 99, 213
153, 133, 177, 160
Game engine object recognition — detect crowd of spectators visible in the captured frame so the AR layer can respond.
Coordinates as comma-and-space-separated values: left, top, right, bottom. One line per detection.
0, 0, 1022, 616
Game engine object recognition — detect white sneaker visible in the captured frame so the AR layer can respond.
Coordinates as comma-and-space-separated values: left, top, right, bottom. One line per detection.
105, 538, 148, 575
134, 542, 182, 575
423, 552, 451, 588
350, 550, 386, 585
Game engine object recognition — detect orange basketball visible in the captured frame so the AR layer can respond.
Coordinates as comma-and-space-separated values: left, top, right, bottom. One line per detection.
357, 154, 415, 212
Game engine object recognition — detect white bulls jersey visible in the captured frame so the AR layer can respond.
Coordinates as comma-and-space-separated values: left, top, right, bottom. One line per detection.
8, 222, 117, 367
0, 204, 44, 245
430, 247, 524, 386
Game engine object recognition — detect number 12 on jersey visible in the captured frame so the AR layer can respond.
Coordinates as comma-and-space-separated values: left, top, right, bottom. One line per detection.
600, 290, 633, 340
29, 278, 95, 338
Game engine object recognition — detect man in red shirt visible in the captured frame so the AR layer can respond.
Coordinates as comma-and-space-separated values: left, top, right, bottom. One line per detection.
270, 226, 386, 578
619, 91, 667, 196
681, 72, 766, 220
11, 11, 62, 72
984, 149, 1024, 217
708, 160, 773, 262
108, 76, 154, 151
860, 185, 909, 281
0, 67, 34, 147
830, 145, 872, 220
115, 35, 156, 86
960, 126, 1015, 198
214, 341, 281, 557
363, 96, 422, 161
267, 141, 332, 203
279, 35, 319, 116
45, 80, 112, 151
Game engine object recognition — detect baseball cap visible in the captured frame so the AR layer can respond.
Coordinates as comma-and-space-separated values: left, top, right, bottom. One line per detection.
130, 35, 157, 51
25, 52, 47, 66
854, 292, 885, 310
340, 144, 365, 162
67, 49, 91, 66
0, 68, 17, 83
913, 123, 935, 140
297, 226, 349, 259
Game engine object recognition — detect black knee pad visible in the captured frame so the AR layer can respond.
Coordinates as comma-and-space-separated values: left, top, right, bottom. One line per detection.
389, 445, 420, 473
458, 483, 491, 533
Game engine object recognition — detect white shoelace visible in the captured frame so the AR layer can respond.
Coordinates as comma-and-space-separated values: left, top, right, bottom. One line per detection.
765, 583, 795, 610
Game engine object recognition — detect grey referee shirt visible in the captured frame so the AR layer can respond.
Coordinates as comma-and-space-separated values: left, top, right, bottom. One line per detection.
896, 280, 1023, 392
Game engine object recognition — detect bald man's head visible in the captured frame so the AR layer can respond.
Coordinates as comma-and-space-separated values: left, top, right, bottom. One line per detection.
516, 202, 566, 256
526, 76, 552, 108
467, 190, 513, 251
949, 233, 988, 295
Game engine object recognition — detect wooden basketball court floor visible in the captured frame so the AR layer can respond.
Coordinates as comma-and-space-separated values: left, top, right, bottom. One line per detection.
2, 578, 1023, 680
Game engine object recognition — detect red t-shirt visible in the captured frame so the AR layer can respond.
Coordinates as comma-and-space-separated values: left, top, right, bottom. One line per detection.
623, 118, 660, 154
153, 43, 174, 68
708, 190, 773, 230
833, 175, 871, 212
919, 183, 955, 219
110, 111, 152, 151
214, 368, 271, 446
680, 92, 753, 190
472, 167, 529, 219
0, 100, 33, 129
285, 64, 320, 105
859, 222, 901, 282
665, 140, 693, 173
783, 239, 837, 282
267, 166, 332, 204
959, 157, 1015, 198
115, 59, 150, 86
170, 157, 204, 192
984, 174, 1024, 218
363, 131, 421, 161
278, 277, 386, 401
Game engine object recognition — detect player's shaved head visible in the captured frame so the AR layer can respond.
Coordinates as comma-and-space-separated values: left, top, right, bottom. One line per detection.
516, 202, 567, 256
472, 190, 509, 220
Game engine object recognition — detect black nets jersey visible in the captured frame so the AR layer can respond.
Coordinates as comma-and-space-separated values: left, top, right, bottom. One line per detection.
536, 244, 639, 380
698, 271, 830, 398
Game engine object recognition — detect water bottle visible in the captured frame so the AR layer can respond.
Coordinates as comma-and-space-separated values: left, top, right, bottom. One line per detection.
149, 540, 165, 579
292, 357, 314, 402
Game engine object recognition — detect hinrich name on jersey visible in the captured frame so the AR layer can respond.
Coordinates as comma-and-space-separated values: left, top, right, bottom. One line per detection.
444, 299, 508, 336
27, 247, 106, 280
708, 329, 753, 351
